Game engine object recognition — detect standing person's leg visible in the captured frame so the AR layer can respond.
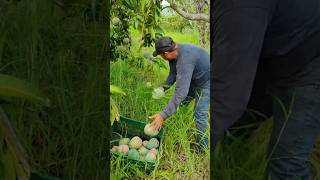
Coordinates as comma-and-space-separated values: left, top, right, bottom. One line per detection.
194, 88, 210, 151
267, 85, 320, 180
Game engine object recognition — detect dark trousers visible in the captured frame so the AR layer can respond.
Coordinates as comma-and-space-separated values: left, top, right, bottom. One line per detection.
233, 81, 320, 180
266, 85, 320, 180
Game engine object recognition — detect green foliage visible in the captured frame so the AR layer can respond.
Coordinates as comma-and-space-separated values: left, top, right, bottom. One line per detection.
0, 0, 107, 178
110, 85, 125, 126
110, 0, 132, 60
110, 0, 164, 62
0, 74, 50, 106
160, 15, 195, 33
0, 73, 50, 180
119, 138, 130, 145
123, 0, 163, 47
110, 85, 126, 95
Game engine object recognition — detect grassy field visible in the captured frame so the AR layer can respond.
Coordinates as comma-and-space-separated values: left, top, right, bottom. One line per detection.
0, 1, 107, 179
213, 118, 320, 180
110, 29, 210, 179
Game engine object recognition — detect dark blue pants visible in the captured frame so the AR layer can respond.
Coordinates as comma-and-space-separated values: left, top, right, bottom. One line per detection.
266, 85, 320, 180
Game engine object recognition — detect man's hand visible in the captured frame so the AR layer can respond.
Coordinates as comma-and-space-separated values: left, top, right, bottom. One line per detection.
149, 113, 164, 131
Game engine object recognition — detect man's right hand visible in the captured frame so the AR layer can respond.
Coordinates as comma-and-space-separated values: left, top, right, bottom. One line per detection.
149, 113, 164, 131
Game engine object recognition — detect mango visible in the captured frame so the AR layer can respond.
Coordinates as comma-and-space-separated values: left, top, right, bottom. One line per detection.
145, 151, 157, 162
128, 149, 140, 160
146, 138, 159, 149
144, 123, 159, 137
142, 140, 148, 147
117, 145, 129, 155
128, 136, 142, 149
149, 148, 158, 155
138, 146, 149, 156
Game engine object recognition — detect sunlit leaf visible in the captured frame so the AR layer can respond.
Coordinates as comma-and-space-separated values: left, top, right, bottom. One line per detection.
0, 74, 50, 106
110, 85, 126, 95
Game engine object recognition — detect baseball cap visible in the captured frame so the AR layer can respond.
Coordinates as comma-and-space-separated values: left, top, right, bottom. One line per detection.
153, 36, 176, 57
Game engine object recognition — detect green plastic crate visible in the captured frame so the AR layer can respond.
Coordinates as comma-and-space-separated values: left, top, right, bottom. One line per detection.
111, 115, 164, 171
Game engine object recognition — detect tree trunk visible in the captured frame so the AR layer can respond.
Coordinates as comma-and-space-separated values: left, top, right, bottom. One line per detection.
199, 22, 206, 47
196, 1, 206, 47
167, 1, 209, 22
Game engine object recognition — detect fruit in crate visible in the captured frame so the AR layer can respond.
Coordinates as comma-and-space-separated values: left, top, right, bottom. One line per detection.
146, 138, 159, 149
128, 136, 142, 149
145, 151, 157, 162
128, 149, 140, 160
138, 146, 149, 156
149, 148, 158, 155
117, 145, 129, 155
142, 140, 148, 147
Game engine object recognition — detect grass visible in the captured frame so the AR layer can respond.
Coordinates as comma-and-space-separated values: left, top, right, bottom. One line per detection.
0, 1, 107, 179
213, 118, 320, 180
110, 28, 210, 179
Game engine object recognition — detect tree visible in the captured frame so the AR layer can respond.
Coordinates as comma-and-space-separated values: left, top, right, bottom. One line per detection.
164, 0, 209, 47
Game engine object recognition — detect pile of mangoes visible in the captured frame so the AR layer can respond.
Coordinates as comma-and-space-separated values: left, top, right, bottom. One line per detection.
111, 136, 160, 162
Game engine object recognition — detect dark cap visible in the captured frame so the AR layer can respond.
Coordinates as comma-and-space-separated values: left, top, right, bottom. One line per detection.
153, 36, 176, 57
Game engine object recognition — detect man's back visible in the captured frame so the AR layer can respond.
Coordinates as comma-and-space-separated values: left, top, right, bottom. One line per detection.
177, 43, 210, 88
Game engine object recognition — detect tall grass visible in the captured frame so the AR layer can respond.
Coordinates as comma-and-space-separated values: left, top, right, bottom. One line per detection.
213, 118, 320, 180
0, 0, 107, 179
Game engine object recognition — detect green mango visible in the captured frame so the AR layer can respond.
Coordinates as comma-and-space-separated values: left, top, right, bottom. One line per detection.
138, 146, 149, 156
145, 151, 156, 162
146, 138, 159, 149
128, 149, 140, 160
